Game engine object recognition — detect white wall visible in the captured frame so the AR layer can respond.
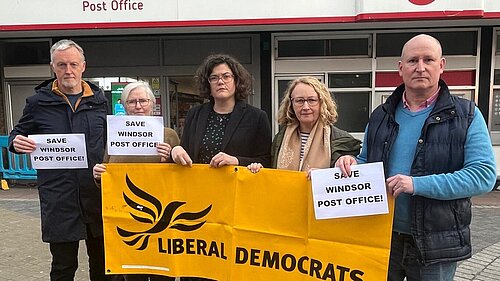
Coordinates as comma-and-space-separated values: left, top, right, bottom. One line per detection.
1, 0, 499, 28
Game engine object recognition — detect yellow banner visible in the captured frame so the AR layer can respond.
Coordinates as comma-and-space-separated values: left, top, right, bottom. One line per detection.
102, 164, 394, 280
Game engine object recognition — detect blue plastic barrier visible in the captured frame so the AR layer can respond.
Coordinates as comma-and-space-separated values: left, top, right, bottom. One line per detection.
0, 136, 37, 180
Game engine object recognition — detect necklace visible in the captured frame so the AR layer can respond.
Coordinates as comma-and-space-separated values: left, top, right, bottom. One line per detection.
215, 112, 230, 124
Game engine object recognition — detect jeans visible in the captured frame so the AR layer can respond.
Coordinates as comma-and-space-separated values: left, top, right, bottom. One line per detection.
49, 230, 110, 281
388, 232, 457, 281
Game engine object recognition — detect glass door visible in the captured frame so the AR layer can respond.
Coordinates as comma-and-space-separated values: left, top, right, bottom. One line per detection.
167, 76, 204, 139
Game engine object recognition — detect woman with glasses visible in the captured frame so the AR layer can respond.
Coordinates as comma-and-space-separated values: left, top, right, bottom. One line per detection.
170, 54, 272, 170
248, 76, 361, 175
171, 54, 271, 281
92, 81, 180, 281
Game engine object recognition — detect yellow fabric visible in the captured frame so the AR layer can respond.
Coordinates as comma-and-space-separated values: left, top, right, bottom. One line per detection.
277, 121, 331, 171
102, 164, 394, 280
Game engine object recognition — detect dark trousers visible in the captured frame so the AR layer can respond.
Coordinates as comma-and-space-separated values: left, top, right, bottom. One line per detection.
49, 231, 110, 281
388, 232, 457, 281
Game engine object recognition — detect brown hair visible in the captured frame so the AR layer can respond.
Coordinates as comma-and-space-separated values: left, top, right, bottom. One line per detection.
195, 54, 253, 100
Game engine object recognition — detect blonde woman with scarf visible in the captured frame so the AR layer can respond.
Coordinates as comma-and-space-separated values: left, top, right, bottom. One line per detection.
248, 76, 361, 175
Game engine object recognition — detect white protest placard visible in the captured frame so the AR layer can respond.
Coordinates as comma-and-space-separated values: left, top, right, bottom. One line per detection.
29, 134, 88, 169
107, 115, 163, 156
311, 162, 388, 219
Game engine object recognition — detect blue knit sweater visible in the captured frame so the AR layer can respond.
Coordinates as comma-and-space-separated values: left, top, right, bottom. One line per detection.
357, 102, 496, 233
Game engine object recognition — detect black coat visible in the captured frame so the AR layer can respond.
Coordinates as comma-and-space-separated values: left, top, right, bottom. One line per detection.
181, 100, 272, 167
9, 79, 108, 243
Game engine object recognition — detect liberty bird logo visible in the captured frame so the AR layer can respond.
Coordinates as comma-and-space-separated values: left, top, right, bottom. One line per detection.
117, 174, 212, 250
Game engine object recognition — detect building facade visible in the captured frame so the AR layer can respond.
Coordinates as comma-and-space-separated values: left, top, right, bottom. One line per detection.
2, 0, 500, 177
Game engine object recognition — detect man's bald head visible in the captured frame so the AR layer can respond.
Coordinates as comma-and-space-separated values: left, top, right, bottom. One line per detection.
401, 34, 443, 59
398, 34, 446, 98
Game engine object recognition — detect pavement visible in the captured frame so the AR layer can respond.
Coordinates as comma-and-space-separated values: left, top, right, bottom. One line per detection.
0, 184, 499, 281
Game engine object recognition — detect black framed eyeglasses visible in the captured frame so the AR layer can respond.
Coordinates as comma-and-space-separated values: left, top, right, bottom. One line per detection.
291, 97, 320, 107
125, 99, 150, 107
208, 72, 234, 84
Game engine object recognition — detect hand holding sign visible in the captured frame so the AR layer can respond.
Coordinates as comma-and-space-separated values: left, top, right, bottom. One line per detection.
311, 162, 388, 219
107, 115, 164, 156
12, 135, 36, 153
29, 134, 88, 169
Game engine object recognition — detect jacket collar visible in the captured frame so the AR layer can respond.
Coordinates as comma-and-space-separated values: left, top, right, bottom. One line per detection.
383, 79, 454, 117
51, 80, 95, 98
35, 79, 106, 108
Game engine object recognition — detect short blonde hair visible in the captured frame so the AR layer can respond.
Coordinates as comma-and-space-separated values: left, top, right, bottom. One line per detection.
277, 76, 338, 126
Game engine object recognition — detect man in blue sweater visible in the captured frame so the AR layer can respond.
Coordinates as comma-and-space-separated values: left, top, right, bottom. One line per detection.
336, 34, 496, 281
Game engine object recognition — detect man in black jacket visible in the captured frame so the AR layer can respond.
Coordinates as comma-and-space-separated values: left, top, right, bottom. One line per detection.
9, 39, 110, 281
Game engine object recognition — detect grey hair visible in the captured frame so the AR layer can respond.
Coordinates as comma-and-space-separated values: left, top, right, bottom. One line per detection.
50, 39, 85, 63
121, 81, 156, 105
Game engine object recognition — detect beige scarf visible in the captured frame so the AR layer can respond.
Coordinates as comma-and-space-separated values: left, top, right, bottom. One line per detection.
277, 121, 331, 171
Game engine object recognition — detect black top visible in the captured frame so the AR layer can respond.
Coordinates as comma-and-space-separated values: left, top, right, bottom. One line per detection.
180, 100, 272, 167
198, 110, 231, 163
64, 92, 83, 109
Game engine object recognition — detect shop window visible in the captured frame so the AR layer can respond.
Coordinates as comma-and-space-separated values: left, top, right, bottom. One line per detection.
328, 73, 371, 88
3, 41, 50, 65
494, 70, 500, 85
377, 31, 477, 57
329, 38, 371, 56
278, 40, 327, 57
163, 37, 252, 66
332, 92, 370, 132
275, 76, 324, 106
490, 90, 500, 132
80, 39, 159, 67
497, 34, 500, 55
277, 79, 292, 104
277, 37, 371, 58
449, 90, 473, 101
